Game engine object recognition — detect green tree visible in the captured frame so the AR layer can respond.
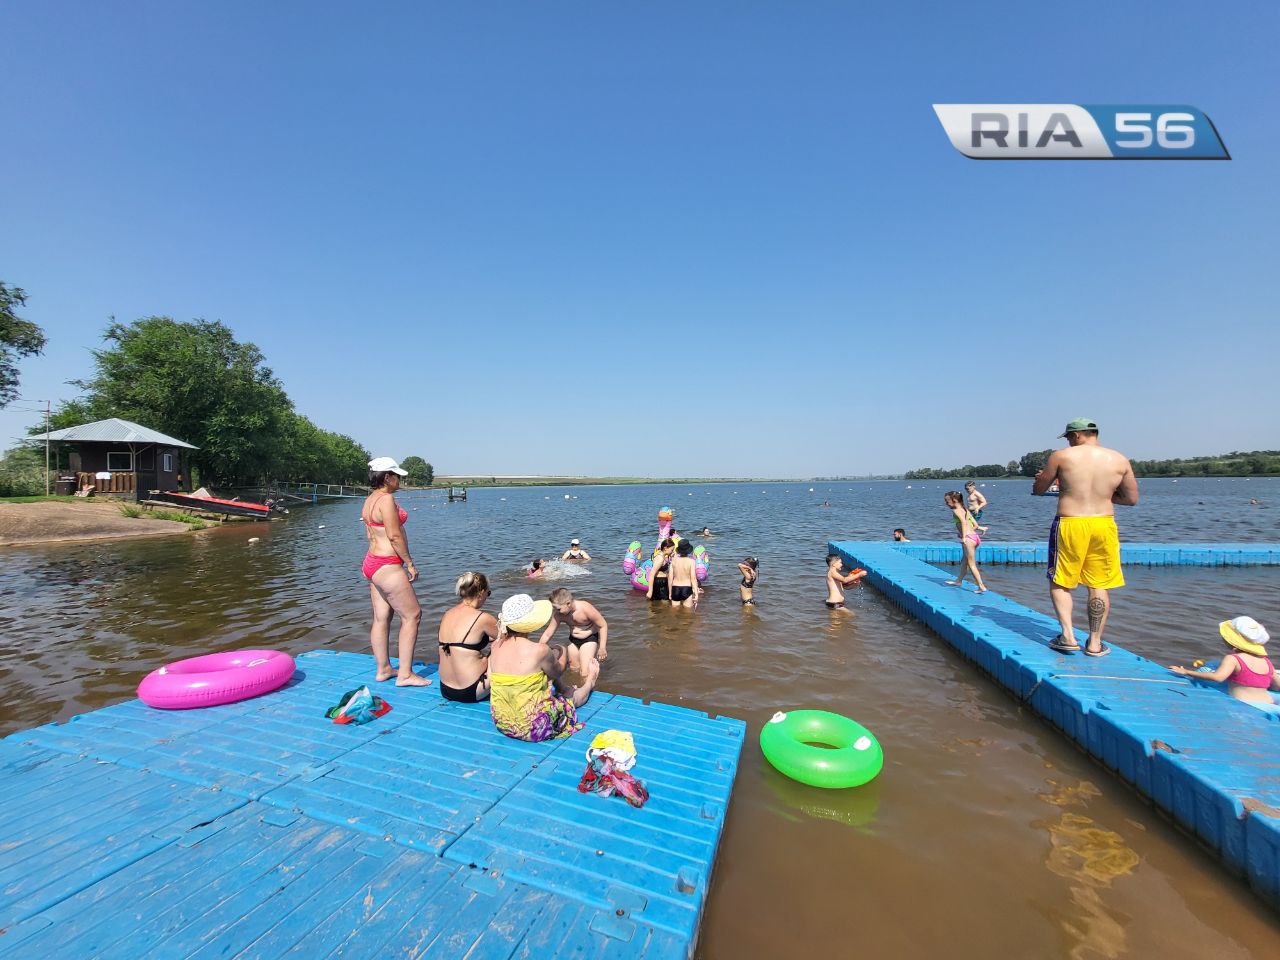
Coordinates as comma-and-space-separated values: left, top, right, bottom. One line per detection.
1020, 449, 1053, 477
0, 283, 47, 408
51, 317, 292, 485
1006, 460, 1020, 476
400, 456, 432, 486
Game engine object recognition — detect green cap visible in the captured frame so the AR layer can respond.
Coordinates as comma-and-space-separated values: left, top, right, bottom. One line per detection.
1059, 417, 1098, 438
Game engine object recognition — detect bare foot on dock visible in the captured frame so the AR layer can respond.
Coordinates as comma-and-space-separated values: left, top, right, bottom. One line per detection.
375, 667, 395, 682
396, 672, 432, 687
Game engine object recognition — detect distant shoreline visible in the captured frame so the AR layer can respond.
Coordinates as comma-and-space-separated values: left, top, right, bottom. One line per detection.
414, 475, 1273, 491
422, 476, 894, 489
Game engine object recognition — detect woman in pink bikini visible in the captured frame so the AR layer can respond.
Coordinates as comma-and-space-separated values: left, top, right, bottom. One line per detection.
943, 490, 989, 594
361, 457, 430, 686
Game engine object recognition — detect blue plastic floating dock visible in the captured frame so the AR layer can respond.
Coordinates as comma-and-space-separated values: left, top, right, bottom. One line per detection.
0, 651, 745, 958
829, 539, 1280, 912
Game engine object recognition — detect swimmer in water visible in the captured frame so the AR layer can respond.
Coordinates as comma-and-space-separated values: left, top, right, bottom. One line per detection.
893, 528, 910, 542
699, 527, 713, 537
542, 587, 609, 668
738, 557, 759, 605
1169, 616, 1278, 713
965, 481, 988, 521
826, 554, 866, 611
669, 540, 701, 609
561, 538, 591, 562
646, 538, 675, 603
528, 559, 546, 579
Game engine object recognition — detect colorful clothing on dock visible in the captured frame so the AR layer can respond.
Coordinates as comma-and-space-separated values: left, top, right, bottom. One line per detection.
489, 671, 583, 742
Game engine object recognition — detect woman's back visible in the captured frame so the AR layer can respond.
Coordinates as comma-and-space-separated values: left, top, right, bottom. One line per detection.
438, 605, 495, 657
490, 635, 546, 676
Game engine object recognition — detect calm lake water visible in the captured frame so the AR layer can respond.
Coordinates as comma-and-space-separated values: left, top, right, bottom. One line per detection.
2, 477, 1278, 958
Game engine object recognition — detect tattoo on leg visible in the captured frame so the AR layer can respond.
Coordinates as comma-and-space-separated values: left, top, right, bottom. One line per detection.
1088, 597, 1105, 633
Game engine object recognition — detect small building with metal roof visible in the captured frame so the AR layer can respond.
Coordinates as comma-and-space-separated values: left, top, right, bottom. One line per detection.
28, 417, 197, 498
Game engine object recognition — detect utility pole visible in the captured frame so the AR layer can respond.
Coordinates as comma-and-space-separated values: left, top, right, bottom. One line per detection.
45, 400, 51, 495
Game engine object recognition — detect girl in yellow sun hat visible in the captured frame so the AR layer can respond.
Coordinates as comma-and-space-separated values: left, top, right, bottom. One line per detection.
1170, 616, 1279, 713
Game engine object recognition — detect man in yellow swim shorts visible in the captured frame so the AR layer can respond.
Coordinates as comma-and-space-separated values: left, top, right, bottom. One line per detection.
1033, 418, 1140, 658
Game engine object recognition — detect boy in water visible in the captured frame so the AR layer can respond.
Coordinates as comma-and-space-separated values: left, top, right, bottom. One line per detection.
738, 557, 759, 605
826, 554, 866, 610
541, 588, 609, 671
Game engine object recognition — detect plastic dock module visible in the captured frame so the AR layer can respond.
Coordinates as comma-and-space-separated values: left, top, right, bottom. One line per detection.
829, 539, 1280, 914
0, 651, 745, 959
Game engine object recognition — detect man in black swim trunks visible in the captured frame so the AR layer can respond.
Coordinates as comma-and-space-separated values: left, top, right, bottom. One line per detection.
541, 587, 609, 672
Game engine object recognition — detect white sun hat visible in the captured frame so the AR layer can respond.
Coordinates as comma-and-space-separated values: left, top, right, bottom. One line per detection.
368, 456, 408, 477
500, 594, 553, 633
1220, 616, 1270, 657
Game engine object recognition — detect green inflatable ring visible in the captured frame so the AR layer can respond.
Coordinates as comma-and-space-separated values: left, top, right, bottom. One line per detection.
759, 710, 883, 789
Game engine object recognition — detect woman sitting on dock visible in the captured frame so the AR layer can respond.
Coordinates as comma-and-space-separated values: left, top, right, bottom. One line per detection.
488, 594, 597, 741
437, 572, 498, 703
361, 458, 430, 686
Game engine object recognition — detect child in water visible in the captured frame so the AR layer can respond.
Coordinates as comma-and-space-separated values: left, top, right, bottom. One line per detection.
669, 540, 701, 608
738, 557, 759, 606
528, 559, 545, 580
825, 554, 866, 611
943, 491, 988, 594
1169, 616, 1278, 713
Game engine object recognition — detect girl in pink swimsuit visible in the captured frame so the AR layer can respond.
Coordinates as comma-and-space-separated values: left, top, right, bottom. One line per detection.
944, 490, 988, 594
1170, 616, 1278, 712
360, 458, 430, 687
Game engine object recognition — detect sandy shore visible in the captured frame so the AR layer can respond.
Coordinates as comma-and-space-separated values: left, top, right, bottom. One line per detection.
0, 500, 193, 546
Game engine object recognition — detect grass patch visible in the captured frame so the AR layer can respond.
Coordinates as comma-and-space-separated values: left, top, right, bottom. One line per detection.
118, 505, 208, 529
0, 494, 82, 504
150, 509, 208, 529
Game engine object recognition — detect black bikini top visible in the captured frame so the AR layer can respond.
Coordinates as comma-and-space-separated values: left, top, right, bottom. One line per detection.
440, 610, 492, 657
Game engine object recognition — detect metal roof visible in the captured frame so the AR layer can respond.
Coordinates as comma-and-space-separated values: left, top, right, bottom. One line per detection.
27, 417, 198, 449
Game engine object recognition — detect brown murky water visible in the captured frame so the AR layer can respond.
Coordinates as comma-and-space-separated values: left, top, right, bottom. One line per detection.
2, 479, 1277, 957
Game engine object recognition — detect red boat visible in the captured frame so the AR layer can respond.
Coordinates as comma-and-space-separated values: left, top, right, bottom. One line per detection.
150, 490, 277, 519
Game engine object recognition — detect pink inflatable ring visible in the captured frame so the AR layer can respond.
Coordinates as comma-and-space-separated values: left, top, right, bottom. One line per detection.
138, 649, 296, 710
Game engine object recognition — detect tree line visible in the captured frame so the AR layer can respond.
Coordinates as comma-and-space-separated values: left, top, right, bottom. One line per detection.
0, 280, 433, 489
38, 316, 372, 487
906, 448, 1280, 480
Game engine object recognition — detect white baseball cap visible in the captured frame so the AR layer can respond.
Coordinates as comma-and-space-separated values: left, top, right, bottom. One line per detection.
571, 538, 580, 545
368, 456, 408, 477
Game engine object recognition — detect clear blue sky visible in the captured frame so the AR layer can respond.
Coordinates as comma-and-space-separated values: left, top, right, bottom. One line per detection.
2, 2, 1277, 476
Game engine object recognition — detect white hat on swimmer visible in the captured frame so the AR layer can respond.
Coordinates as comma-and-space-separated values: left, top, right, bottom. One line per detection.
571, 538, 580, 545
1220, 616, 1269, 657
368, 456, 408, 477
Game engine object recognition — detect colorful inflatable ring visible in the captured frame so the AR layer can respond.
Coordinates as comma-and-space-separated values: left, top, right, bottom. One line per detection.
759, 710, 883, 789
138, 649, 296, 710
